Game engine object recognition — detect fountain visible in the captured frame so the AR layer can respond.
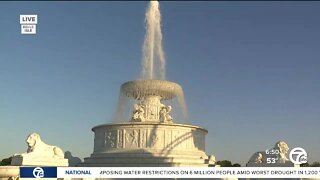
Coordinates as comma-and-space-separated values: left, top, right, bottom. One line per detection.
81, 1, 215, 167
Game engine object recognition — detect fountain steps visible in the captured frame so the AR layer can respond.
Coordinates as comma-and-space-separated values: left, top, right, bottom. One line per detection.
82, 156, 209, 167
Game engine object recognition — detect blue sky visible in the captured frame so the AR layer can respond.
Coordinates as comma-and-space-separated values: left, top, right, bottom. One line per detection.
0, 1, 319, 166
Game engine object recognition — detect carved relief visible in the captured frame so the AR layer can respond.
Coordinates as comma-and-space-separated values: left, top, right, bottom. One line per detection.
140, 130, 146, 148
104, 131, 116, 148
131, 130, 139, 147
146, 106, 158, 121
130, 93, 175, 123
117, 130, 123, 148
125, 130, 139, 148
96, 125, 207, 155
150, 134, 159, 148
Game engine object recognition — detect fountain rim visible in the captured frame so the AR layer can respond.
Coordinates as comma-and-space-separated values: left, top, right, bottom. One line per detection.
92, 122, 208, 133
120, 79, 183, 100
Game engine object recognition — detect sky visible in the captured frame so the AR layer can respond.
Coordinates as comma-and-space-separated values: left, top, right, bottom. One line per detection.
0, 1, 319, 166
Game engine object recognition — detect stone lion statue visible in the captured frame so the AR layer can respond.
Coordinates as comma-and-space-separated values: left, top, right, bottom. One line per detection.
16, 133, 64, 159
11, 133, 68, 166
275, 140, 289, 163
247, 140, 290, 166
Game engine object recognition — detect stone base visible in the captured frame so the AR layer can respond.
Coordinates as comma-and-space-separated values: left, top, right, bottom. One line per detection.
11, 156, 68, 167
82, 122, 211, 167
81, 152, 209, 167
0, 166, 19, 180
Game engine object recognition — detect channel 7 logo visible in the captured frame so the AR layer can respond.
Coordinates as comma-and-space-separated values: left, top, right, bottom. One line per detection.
289, 147, 308, 165
33, 167, 44, 178
20, 167, 57, 178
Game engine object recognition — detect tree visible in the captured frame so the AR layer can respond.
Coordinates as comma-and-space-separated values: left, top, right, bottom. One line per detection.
216, 160, 241, 167
300, 161, 320, 167
0, 157, 12, 166
232, 163, 241, 167
216, 160, 232, 167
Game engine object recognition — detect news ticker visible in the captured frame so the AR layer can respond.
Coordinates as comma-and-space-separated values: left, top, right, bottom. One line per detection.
20, 167, 320, 179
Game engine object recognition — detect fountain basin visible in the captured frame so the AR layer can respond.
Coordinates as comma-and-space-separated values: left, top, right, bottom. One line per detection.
82, 122, 209, 167
121, 80, 183, 100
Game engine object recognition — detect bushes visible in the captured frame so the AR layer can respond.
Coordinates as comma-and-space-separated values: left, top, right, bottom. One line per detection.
216, 160, 241, 167
0, 157, 12, 166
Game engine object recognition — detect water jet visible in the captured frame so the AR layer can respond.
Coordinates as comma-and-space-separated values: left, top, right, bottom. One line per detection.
82, 1, 215, 167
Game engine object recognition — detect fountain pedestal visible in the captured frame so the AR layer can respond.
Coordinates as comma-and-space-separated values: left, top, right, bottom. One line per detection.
82, 123, 210, 167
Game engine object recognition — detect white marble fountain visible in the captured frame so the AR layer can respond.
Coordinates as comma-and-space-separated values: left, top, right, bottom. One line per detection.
81, 80, 214, 167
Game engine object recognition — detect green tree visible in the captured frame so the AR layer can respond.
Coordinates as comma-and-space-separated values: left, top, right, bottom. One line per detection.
300, 161, 320, 167
0, 157, 12, 166
232, 163, 241, 167
216, 160, 233, 167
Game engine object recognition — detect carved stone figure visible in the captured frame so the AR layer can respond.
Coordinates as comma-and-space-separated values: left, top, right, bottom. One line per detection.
20, 133, 64, 158
130, 130, 139, 146
105, 132, 115, 148
125, 130, 139, 147
255, 153, 263, 164
208, 155, 216, 165
247, 140, 293, 167
150, 134, 159, 147
276, 141, 289, 163
132, 103, 145, 122
159, 105, 173, 123
11, 133, 68, 166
